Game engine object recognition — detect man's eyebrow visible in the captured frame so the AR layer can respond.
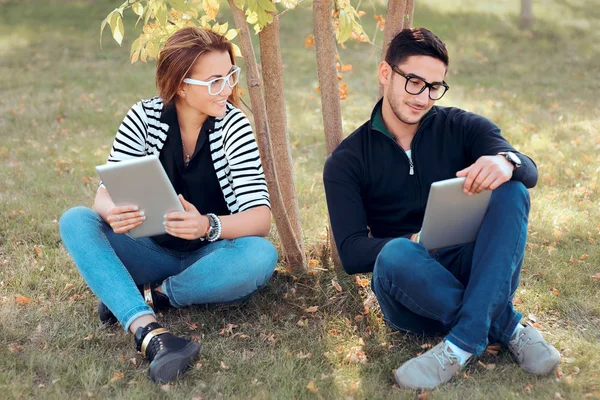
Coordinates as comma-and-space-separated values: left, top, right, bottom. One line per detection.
405, 72, 444, 85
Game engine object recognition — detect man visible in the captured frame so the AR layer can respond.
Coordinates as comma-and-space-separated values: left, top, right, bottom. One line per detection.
323, 28, 560, 390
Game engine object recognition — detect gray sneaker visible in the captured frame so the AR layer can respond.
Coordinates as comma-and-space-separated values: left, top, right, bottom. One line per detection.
508, 325, 561, 375
394, 341, 464, 390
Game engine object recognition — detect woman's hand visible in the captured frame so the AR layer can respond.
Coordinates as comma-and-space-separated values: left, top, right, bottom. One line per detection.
164, 195, 210, 240
104, 205, 146, 234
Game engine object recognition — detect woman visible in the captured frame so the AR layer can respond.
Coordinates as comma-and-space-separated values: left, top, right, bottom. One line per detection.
59, 27, 278, 384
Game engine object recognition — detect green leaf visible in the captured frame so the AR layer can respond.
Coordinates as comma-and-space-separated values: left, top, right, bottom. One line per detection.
130, 37, 141, 57
132, 2, 144, 16
233, 0, 245, 10
257, 0, 277, 13
100, 12, 112, 47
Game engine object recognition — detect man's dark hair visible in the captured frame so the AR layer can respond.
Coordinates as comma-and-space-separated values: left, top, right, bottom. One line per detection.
385, 28, 449, 67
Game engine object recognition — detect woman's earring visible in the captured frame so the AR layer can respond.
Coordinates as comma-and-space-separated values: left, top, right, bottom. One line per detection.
181, 92, 186, 98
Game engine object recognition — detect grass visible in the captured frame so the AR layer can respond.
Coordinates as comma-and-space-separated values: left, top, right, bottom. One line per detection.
1, 0, 599, 398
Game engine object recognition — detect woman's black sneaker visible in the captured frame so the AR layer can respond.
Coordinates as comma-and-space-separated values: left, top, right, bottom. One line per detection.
134, 322, 201, 383
97, 283, 171, 325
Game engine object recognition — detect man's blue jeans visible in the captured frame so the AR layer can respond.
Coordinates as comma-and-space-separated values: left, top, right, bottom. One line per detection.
59, 206, 278, 332
372, 181, 529, 355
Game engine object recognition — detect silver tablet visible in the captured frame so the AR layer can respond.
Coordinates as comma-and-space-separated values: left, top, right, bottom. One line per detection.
95, 155, 184, 238
419, 177, 492, 250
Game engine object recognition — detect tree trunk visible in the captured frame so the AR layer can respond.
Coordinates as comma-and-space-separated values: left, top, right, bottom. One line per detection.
519, 0, 533, 30
379, 0, 415, 98
312, 0, 343, 269
258, 13, 306, 270
228, 0, 306, 271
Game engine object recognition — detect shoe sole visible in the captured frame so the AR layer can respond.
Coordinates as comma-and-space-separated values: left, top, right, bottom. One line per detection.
149, 342, 201, 384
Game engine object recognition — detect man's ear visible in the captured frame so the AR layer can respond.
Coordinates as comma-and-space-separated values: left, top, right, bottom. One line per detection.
378, 61, 391, 86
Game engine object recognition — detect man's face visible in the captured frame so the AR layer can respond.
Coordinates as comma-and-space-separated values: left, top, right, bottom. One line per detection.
382, 55, 447, 126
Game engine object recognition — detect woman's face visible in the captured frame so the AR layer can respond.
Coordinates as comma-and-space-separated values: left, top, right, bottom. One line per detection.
180, 50, 235, 118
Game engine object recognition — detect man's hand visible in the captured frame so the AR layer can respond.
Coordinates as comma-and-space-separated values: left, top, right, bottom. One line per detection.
456, 155, 514, 195
164, 195, 210, 240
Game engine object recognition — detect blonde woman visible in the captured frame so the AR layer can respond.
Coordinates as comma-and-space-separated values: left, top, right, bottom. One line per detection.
59, 27, 277, 383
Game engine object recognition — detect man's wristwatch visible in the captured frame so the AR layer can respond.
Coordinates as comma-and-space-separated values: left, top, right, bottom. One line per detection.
498, 151, 521, 169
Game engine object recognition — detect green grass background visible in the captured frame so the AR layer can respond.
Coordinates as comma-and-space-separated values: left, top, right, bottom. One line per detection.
1, 0, 599, 398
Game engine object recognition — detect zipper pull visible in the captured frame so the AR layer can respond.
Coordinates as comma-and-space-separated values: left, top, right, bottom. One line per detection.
409, 159, 414, 175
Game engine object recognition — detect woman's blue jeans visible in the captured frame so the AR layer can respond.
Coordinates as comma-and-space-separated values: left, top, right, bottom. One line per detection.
372, 181, 529, 355
59, 206, 278, 332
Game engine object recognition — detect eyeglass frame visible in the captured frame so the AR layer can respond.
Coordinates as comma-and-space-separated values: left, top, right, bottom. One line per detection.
387, 62, 450, 100
182, 65, 241, 96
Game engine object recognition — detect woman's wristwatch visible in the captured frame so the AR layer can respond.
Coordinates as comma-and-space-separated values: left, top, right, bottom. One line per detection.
205, 213, 222, 242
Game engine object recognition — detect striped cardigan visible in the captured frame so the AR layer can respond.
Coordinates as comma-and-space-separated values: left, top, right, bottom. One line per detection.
106, 97, 270, 213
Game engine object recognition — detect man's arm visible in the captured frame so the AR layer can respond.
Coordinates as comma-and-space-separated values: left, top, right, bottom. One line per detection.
462, 113, 538, 189
323, 151, 394, 274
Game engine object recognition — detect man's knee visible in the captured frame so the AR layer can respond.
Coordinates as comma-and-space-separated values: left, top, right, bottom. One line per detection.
373, 238, 422, 285
493, 181, 530, 207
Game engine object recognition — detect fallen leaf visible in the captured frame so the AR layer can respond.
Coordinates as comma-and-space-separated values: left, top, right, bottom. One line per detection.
485, 344, 500, 356
305, 306, 319, 313
579, 254, 589, 260
554, 392, 563, 399
528, 313, 537, 322
332, 280, 342, 292
14, 295, 31, 305
308, 259, 319, 268
525, 383, 533, 393
64, 283, 74, 291
417, 393, 430, 400
478, 360, 496, 370
564, 357, 577, 364
8, 343, 23, 353
328, 328, 341, 336
306, 380, 319, 392
420, 343, 433, 349
82, 333, 94, 341
110, 372, 124, 382
220, 361, 229, 370
185, 321, 198, 330
34, 246, 42, 257
296, 351, 312, 359
555, 369, 564, 379
160, 384, 170, 392
355, 276, 370, 288
591, 273, 600, 282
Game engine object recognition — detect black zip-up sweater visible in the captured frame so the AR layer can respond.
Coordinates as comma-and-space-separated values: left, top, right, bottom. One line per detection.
323, 100, 538, 275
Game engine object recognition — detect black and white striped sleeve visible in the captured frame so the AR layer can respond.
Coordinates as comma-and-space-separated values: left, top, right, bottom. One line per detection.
221, 108, 270, 211
107, 101, 148, 163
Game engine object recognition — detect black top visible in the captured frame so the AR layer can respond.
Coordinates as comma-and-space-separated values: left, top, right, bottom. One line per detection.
323, 100, 538, 275
151, 105, 230, 252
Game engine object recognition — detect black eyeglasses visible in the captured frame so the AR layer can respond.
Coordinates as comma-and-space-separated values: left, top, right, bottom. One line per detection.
388, 63, 449, 100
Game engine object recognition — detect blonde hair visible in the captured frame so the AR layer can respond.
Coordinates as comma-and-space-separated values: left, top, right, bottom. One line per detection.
156, 27, 240, 107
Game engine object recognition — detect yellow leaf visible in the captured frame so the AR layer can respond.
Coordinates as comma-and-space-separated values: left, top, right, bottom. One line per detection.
203, 0, 220, 20
14, 295, 31, 305
308, 259, 319, 267
305, 306, 319, 313
132, 2, 144, 16
341, 64, 353, 72
224, 28, 238, 41
306, 380, 319, 393
304, 34, 315, 48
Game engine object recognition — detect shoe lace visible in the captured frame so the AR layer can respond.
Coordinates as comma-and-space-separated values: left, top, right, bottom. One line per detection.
433, 346, 460, 371
509, 332, 530, 355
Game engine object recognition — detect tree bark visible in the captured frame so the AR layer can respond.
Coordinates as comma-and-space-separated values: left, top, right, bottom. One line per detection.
379, 0, 415, 98
228, 0, 306, 271
258, 13, 306, 269
312, 0, 343, 269
519, 0, 533, 30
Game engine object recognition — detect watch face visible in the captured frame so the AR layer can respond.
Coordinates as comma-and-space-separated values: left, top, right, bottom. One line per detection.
506, 152, 521, 167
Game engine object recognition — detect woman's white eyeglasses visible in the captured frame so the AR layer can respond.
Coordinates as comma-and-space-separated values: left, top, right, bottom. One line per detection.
183, 66, 241, 96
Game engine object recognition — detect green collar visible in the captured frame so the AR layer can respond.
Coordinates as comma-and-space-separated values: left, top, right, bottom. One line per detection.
372, 105, 394, 139
371, 103, 436, 139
